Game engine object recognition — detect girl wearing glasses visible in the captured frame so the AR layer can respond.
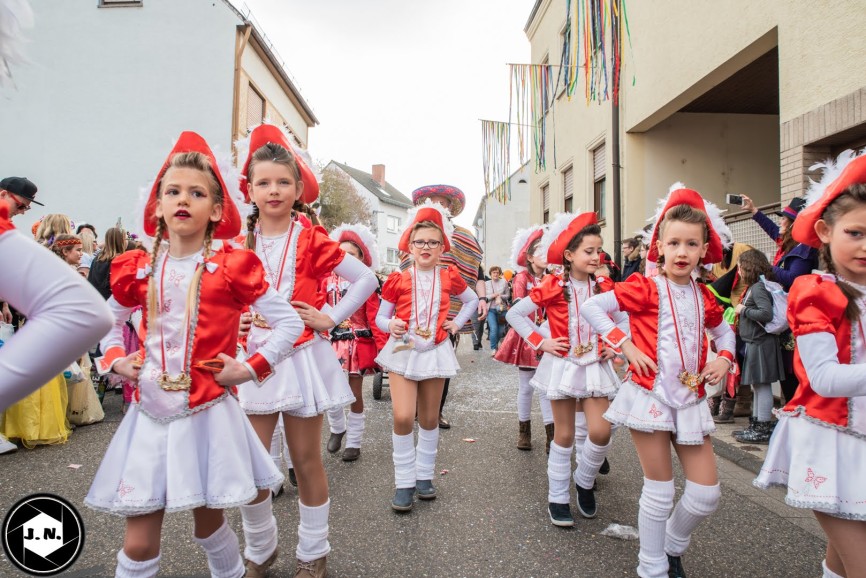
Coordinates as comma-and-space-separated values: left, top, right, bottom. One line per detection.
375, 200, 479, 512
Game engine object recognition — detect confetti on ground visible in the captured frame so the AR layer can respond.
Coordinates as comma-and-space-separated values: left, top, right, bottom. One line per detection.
68, 464, 82, 469
600, 523, 639, 541
440, 469, 449, 476
462, 438, 476, 443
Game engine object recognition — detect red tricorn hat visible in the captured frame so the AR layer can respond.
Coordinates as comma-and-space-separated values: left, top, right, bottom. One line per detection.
330, 223, 379, 270
646, 186, 725, 265
513, 226, 545, 270
794, 150, 866, 248
239, 124, 319, 205
398, 199, 453, 253
540, 211, 599, 265
144, 131, 241, 240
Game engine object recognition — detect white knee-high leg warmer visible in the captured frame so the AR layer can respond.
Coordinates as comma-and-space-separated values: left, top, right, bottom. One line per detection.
296, 499, 330, 563
392, 432, 416, 489
269, 425, 283, 466
573, 411, 588, 463
637, 478, 675, 578
547, 441, 573, 504
240, 497, 278, 565
517, 370, 534, 422
415, 426, 439, 481
326, 406, 346, 435
538, 390, 553, 425
823, 559, 845, 578
664, 480, 720, 557
573, 439, 611, 490
345, 411, 365, 449
193, 518, 245, 578
115, 551, 160, 578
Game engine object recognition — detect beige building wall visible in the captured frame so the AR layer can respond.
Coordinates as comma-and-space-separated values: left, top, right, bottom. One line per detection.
525, 0, 866, 248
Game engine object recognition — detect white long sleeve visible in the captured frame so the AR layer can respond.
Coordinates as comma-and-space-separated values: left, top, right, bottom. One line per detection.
0, 229, 113, 410
326, 254, 377, 325
452, 288, 479, 328
707, 319, 736, 358
797, 332, 866, 398
247, 286, 304, 372
581, 292, 626, 347
376, 300, 396, 334
505, 296, 544, 342
97, 297, 137, 374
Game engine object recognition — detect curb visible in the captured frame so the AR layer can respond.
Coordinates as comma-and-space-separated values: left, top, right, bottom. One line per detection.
710, 436, 764, 475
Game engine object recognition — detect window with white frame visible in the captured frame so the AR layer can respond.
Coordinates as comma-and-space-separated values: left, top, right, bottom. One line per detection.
386, 248, 400, 264
563, 166, 574, 213
541, 183, 550, 224
592, 143, 606, 223
386, 215, 401, 233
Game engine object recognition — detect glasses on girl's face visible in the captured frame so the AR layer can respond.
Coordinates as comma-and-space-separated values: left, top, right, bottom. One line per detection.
411, 239, 442, 249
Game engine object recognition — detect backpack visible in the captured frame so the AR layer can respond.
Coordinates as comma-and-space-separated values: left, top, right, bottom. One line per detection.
758, 275, 789, 334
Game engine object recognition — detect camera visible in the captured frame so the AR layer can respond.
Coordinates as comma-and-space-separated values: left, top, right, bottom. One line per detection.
726, 194, 744, 206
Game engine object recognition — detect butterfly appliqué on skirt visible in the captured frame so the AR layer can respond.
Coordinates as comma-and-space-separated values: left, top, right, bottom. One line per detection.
805, 467, 827, 489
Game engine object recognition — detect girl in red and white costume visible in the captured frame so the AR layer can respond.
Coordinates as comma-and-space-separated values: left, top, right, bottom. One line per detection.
494, 225, 555, 452
581, 186, 736, 578
87, 132, 303, 578
755, 150, 866, 578
236, 124, 377, 577
375, 200, 478, 512
506, 212, 627, 527
322, 223, 387, 462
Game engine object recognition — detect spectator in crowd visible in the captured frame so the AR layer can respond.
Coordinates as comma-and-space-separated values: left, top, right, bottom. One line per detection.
87, 227, 126, 300
77, 227, 97, 277
34, 213, 72, 245
485, 265, 510, 353
620, 237, 642, 280
741, 194, 819, 403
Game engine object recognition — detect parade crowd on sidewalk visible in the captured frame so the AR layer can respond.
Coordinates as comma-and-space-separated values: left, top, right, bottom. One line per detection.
2, 131, 865, 578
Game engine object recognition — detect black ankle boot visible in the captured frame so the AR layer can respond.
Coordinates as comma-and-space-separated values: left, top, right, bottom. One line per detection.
667, 554, 686, 578
732, 416, 756, 437
733, 421, 772, 444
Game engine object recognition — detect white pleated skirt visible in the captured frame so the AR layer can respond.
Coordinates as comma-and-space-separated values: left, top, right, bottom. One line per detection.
238, 337, 355, 417
530, 353, 619, 400
603, 381, 715, 445
754, 414, 866, 520
375, 337, 460, 381
85, 397, 282, 516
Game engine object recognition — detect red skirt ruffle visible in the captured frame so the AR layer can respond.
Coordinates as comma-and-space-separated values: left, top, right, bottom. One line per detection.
494, 328, 540, 368
332, 337, 378, 376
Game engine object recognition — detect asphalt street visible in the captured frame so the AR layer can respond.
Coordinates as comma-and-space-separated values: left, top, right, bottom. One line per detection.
1, 339, 826, 577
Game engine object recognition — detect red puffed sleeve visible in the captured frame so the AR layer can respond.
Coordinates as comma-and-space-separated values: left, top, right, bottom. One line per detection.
699, 283, 725, 328
109, 249, 150, 308
528, 274, 564, 308
511, 272, 529, 299
448, 265, 469, 295
364, 290, 388, 351
787, 274, 848, 337
612, 273, 655, 313
309, 226, 347, 278
221, 246, 270, 306
381, 271, 403, 303
596, 275, 615, 293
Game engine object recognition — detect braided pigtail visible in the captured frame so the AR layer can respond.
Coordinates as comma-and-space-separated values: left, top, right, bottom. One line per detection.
591, 272, 601, 294
561, 262, 571, 303
820, 243, 863, 322
202, 223, 215, 260
293, 198, 320, 226
245, 204, 259, 250
147, 218, 166, 332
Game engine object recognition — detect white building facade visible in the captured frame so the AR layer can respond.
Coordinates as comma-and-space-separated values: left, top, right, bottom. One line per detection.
325, 162, 412, 274
0, 0, 317, 237
473, 163, 531, 272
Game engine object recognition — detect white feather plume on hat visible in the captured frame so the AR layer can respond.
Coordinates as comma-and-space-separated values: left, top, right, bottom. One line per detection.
330, 223, 380, 271
406, 198, 455, 243
536, 211, 582, 263
641, 182, 732, 264
805, 149, 860, 209
510, 225, 544, 272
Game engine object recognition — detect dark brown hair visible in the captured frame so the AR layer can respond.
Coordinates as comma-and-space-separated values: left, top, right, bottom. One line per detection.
561, 223, 603, 302
737, 248, 773, 286
818, 183, 866, 321
526, 236, 544, 277
656, 204, 708, 268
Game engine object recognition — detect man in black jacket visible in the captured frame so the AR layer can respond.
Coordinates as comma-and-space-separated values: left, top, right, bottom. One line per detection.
620, 237, 642, 280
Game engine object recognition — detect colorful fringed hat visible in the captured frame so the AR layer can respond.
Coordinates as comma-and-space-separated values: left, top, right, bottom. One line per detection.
794, 149, 866, 248
510, 225, 545, 272
236, 123, 320, 205
330, 223, 379, 270
411, 184, 465, 217
643, 184, 730, 265
538, 211, 599, 265
144, 131, 241, 240
398, 199, 454, 253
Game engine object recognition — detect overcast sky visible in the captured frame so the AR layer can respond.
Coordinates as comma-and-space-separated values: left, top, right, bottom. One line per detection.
241, 0, 533, 227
